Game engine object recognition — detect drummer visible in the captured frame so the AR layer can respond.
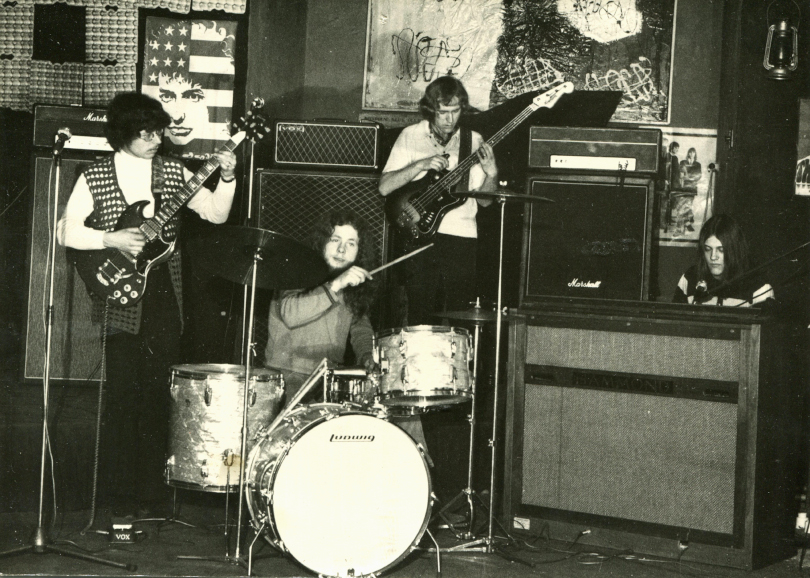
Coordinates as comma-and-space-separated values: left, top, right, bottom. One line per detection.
263, 209, 378, 400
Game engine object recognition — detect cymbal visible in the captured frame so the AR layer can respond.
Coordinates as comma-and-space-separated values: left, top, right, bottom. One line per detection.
453, 189, 554, 203
436, 308, 500, 323
186, 225, 329, 290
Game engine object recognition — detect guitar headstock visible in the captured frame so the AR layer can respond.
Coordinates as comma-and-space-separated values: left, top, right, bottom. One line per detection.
233, 101, 271, 144
531, 82, 575, 110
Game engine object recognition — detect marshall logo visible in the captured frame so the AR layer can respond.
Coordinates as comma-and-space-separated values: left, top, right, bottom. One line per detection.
330, 434, 374, 442
280, 125, 306, 133
83, 112, 107, 122
568, 278, 602, 288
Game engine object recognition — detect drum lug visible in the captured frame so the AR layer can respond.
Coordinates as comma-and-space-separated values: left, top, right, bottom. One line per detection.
249, 387, 257, 406
401, 365, 408, 386
204, 384, 212, 406
200, 460, 209, 479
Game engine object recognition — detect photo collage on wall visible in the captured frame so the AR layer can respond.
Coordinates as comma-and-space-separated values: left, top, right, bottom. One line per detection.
655, 128, 718, 246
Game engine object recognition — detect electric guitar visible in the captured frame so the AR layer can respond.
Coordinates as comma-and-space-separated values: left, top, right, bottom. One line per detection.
384, 82, 574, 244
71, 110, 269, 307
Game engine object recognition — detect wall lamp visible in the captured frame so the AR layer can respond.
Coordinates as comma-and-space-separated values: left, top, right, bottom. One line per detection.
763, 0, 800, 80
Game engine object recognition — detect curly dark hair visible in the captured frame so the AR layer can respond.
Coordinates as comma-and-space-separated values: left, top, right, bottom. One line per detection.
310, 209, 378, 318
696, 214, 750, 282
104, 92, 170, 152
418, 76, 477, 121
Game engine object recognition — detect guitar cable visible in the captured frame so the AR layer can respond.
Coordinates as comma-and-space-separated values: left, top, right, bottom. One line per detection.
82, 305, 109, 534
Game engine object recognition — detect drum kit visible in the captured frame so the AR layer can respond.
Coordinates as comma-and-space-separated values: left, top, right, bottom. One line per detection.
165, 188, 551, 577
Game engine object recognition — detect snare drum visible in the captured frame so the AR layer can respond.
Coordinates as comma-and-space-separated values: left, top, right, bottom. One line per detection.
376, 325, 471, 408
245, 403, 432, 578
325, 371, 379, 406
165, 364, 284, 492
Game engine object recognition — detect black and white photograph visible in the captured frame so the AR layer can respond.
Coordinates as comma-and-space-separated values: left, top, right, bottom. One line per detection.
0, 2, 808, 578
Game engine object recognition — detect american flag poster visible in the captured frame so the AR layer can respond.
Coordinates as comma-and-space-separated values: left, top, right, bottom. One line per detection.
142, 17, 238, 160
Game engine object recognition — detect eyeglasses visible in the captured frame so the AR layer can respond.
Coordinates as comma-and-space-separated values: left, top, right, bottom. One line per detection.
138, 129, 163, 142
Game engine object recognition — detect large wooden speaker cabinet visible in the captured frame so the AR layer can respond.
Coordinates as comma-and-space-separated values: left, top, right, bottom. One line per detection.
503, 301, 800, 569
521, 173, 654, 303
24, 153, 103, 382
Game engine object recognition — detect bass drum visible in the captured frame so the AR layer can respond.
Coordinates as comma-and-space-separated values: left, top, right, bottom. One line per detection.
245, 403, 432, 578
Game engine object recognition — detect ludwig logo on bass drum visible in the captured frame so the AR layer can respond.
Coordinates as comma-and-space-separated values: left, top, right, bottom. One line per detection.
330, 434, 375, 442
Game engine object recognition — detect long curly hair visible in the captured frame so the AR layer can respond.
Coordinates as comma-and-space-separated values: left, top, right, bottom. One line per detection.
104, 92, 170, 152
310, 209, 378, 318
696, 214, 750, 283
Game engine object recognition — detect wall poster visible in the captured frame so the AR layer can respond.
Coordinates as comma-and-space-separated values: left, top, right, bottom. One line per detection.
655, 128, 717, 247
363, 0, 677, 124
142, 17, 238, 160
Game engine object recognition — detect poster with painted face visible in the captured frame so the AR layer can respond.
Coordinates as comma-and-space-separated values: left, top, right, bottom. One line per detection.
142, 17, 237, 160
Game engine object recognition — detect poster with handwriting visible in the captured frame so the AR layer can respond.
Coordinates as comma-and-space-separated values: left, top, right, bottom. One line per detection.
364, 0, 676, 124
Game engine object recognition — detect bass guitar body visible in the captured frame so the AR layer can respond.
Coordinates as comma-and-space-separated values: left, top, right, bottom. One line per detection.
70, 200, 176, 307
383, 170, 467, 246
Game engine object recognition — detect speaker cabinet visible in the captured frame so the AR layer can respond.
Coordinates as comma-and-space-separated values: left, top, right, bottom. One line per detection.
24, 153, 103, 382
503, 302, 800, 569
521, 173, 654, 303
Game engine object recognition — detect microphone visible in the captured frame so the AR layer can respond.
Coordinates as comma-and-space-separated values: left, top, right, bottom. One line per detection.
53, 127, 72, 155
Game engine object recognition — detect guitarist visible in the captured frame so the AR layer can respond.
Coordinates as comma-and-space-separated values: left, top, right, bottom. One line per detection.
378, 76, 499, 327
56, 92, 238, 518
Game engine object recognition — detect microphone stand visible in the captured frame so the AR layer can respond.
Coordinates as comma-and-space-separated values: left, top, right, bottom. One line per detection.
0, 144, 132, 571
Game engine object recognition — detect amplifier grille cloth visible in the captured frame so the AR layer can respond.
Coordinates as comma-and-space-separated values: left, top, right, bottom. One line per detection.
522, 384, 737, 533
526, 326, 739, 382
276, 124, 377, 167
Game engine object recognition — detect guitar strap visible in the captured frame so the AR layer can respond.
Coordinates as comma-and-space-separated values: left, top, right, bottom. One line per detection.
456, 126, 472, 193
151, 155, 165, 212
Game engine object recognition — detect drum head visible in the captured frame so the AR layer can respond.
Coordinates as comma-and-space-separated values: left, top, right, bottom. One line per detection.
271, 414, 431, 577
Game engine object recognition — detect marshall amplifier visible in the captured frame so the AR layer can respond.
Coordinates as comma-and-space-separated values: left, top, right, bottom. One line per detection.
33, 104, 111, 152
274, 120, 381, 170
528, 126, 660, 174
520, 172, 654, 302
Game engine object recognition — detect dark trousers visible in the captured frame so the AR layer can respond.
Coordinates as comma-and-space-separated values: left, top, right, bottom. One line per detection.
404, 233, 478, 326
99, 265, 181, 507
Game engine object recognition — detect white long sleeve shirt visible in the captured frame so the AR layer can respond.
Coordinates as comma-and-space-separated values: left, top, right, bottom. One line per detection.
57, 150, 235, 250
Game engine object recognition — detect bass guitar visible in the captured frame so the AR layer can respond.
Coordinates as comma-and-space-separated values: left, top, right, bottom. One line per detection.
71, 110, 269, 307
384, 82, 574, 244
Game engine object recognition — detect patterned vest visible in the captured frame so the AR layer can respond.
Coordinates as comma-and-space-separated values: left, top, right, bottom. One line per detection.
84, 154, 186, 334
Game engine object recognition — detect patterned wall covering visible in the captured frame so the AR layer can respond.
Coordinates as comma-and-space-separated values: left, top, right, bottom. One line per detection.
0, 0, 245, 112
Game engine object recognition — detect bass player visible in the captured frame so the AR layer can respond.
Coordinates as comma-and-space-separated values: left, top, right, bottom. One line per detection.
378, 76, 498, 326
56, 92, 238, 518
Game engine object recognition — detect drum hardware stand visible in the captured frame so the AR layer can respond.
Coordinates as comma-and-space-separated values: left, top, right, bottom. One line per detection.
430, 300, 489, 551
0, 139, 132, 572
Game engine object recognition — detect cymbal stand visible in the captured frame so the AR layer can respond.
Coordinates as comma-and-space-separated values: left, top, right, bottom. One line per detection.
178, 245, 266, 571
0, 146, 132, 572
431, 302, 489, 552
485, 194, 513, 553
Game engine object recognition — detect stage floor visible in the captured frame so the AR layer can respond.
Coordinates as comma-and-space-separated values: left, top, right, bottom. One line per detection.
0, 499, 806, 578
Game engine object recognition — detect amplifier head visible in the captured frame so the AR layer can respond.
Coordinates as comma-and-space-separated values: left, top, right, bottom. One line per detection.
274, 120, 381, 170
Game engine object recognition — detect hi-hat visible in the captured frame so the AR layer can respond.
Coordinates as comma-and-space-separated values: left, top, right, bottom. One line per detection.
187, 225, 329, 290
436, 307, 500, 323
453, 189, 554, 203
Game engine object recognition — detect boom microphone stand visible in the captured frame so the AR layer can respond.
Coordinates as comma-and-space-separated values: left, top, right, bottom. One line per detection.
0, 129, 133, 571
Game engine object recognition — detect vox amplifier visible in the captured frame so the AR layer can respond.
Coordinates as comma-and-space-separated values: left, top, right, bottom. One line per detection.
274, 120, 381, 170
528, 126, 660, 174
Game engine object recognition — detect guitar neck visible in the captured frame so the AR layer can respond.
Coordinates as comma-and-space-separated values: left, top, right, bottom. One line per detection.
140, 139, 239, 239
432, 103, 538, 191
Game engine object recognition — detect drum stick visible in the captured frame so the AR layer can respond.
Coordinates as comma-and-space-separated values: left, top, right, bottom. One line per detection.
368, 243, 434, 276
